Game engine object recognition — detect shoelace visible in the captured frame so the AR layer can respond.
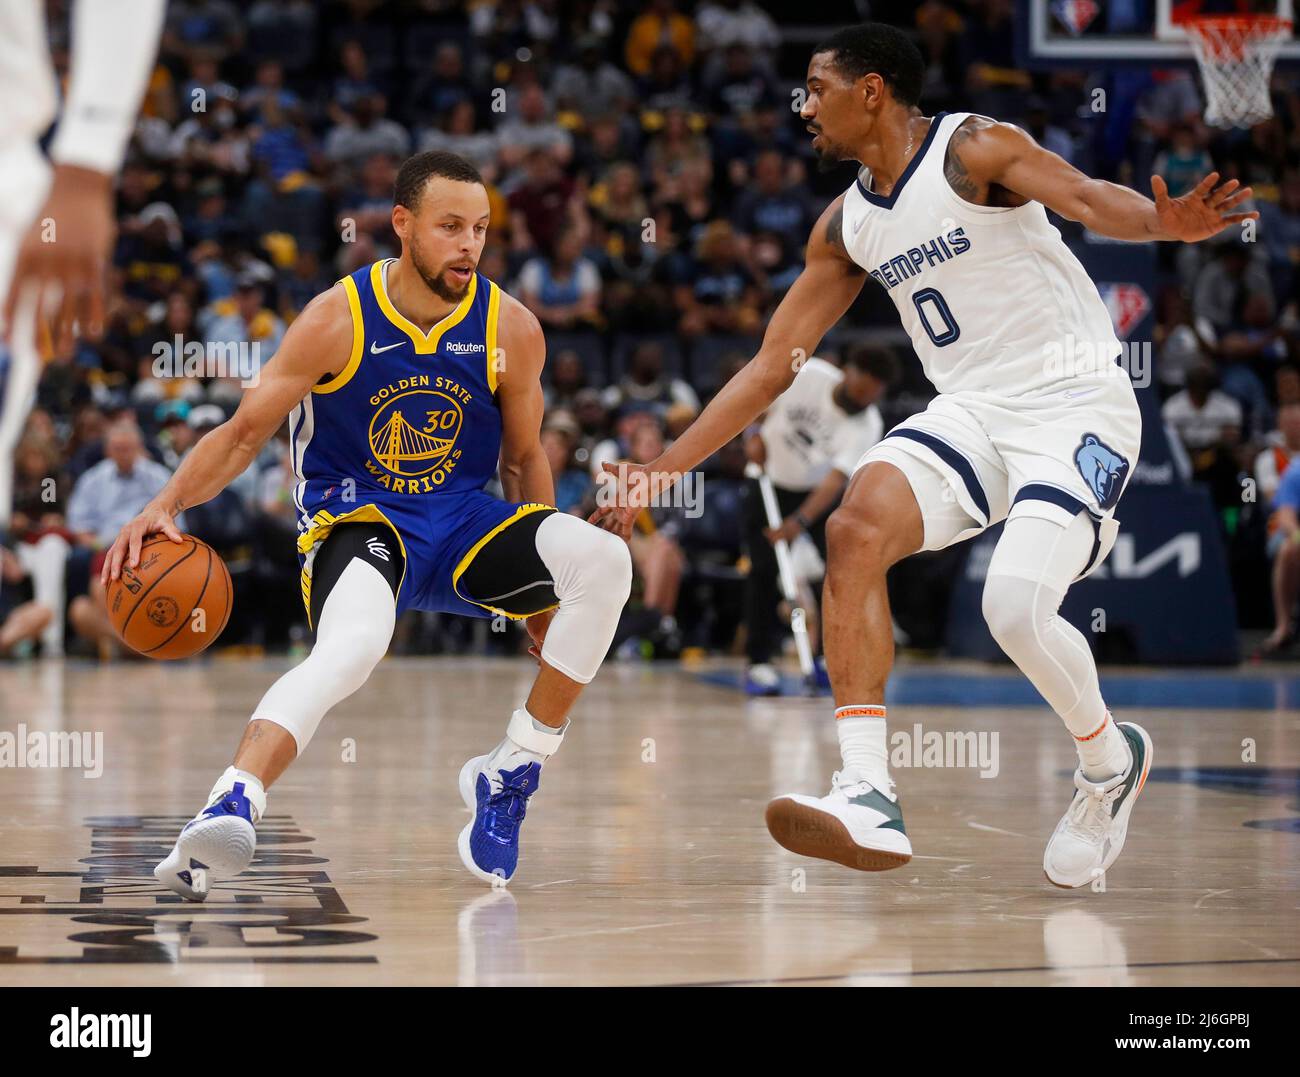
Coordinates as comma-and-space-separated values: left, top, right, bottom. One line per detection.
1065, 783, 1121, 842
829, 770, 893, 801
485, 771, 533, 839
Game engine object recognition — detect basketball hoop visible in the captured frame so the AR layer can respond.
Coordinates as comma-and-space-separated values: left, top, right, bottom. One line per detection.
1185, 15, 1291, 127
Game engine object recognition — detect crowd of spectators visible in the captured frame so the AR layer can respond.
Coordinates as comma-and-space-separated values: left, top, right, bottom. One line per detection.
8, 0, 1300, 662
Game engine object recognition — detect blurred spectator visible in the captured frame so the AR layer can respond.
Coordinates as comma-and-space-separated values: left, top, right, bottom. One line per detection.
625, 417, 686, 656
517, 230, 602, 330
65, 422, 180, 658
626, 1, 696, 78
419, 100, 500, 175
541, 413, 592, 514
1152, 123, 1214, 197
1261, 450, 1300, 655
1162, 363, 1244, 507
553, 35, 636, 121
325, 93, 410, 168
676, 220, 763, 336
497, 84, 573, 171
603, 340, 700, 416
543, 350, 592, 411
0, 547, 53, 660
742, 347, 895, 692
508, 148, 579, 255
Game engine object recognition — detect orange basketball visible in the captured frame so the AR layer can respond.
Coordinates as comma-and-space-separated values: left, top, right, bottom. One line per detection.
105, 534, 232, 659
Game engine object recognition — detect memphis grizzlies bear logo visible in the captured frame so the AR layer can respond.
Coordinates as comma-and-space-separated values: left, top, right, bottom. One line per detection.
1074, 433, 1129, 511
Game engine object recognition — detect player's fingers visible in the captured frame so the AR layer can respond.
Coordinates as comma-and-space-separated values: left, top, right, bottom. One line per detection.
1219, 212, 1260, 226
108, 533, 129, 581
127, 523, 145, 570
81, 272, 106, 341
1220, 188, 1254, 212
1150, 174, 1168, 203
1193, 171, 1220, 197
162, 517, 184, 542
1211, 177, 1240, 200
101, 540, 117, 585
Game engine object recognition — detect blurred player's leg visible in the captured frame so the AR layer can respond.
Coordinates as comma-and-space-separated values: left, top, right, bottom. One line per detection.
0, 141, 52, 533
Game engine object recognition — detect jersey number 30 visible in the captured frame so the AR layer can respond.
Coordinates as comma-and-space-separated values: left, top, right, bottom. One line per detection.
912, 287, 960, 347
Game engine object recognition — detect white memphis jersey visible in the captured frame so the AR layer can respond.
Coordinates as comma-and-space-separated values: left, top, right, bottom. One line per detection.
840, 111, 1121, 398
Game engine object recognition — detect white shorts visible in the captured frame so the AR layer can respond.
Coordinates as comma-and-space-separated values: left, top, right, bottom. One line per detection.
854, 377, 1142, 580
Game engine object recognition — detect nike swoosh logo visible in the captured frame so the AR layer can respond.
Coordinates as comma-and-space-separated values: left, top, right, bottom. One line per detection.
852, 215, 865, 236
370, 341, 403, 355
1063, 386, 1101, 399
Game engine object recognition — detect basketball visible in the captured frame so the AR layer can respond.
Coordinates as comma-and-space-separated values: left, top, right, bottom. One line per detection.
104, 534, 232, 660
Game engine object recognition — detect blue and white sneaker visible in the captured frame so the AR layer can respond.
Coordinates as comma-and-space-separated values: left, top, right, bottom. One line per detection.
155, 770, 265, 901
745, 663, 783, 696
457, 709, 565, 887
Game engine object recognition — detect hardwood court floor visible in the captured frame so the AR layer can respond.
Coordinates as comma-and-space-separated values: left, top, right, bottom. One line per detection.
1, 655, 1297, 986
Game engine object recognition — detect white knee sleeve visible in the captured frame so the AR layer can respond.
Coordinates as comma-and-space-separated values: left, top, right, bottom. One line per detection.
251, 558, 395, 755
982, 513, 1106, 730
534, 512, 631, 684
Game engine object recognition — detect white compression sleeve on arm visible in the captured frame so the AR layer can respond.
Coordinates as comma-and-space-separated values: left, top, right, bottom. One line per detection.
49, 0, 167, 174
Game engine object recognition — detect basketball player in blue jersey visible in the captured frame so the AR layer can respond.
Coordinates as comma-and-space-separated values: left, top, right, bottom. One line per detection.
103, 151, 632, 894
594, 24, 1256, 888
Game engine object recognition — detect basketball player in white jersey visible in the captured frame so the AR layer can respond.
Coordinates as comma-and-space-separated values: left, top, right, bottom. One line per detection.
593, 23, 1256, 888
0, 0, 166, 534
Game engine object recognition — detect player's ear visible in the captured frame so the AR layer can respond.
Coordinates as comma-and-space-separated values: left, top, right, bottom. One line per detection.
392, 203, 412, 240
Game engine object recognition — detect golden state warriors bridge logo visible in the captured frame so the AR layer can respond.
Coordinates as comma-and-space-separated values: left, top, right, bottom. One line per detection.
365, 374, 470, 492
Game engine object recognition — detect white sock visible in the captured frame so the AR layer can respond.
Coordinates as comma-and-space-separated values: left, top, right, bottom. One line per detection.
488, 707, 567, 768
835, 705, 892, 793
205, 765, 266, 824
1075, 712, 1131, 782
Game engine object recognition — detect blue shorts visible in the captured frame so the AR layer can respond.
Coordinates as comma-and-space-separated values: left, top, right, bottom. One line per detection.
297, 486, 554, 619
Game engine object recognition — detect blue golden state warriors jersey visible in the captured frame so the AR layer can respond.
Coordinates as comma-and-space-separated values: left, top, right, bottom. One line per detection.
289, 259, 552, 621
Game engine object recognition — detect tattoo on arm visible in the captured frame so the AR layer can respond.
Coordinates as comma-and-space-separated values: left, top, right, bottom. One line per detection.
824, 202, 846, 254
944, 116, 994, 203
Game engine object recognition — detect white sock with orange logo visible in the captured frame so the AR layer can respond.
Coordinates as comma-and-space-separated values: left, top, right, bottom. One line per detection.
1073, 711, 1131, 782
835, 704, 892, 793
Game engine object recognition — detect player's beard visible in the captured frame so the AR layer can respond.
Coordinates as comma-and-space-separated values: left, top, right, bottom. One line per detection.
813, 136, 853, 172
410, 237, 473, 302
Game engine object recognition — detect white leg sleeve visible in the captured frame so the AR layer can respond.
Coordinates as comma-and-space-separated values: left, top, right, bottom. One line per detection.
533, 512, 632, 684
250, 558, 395, 756
981, 512, 1107, 737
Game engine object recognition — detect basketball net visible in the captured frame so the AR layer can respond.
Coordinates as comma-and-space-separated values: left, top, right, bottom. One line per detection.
1186, 15, 1291, 127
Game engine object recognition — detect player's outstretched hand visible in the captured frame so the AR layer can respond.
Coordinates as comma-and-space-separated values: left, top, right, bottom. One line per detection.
2, 164, 115, 352
1153, 172, 1259, 242
101, 504, 185, 584
587, 460, 651, 541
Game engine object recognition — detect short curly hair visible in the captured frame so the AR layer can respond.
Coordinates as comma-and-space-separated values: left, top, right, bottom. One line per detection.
813, 23, 925, 109
394, 150, 484, 211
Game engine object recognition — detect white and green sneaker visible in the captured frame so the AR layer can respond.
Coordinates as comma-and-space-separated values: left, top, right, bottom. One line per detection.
1044, 721, 1153, 889
765, 769, 912, 871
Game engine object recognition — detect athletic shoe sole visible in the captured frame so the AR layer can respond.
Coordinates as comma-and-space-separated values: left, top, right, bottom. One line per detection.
765, 797, 913, 871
